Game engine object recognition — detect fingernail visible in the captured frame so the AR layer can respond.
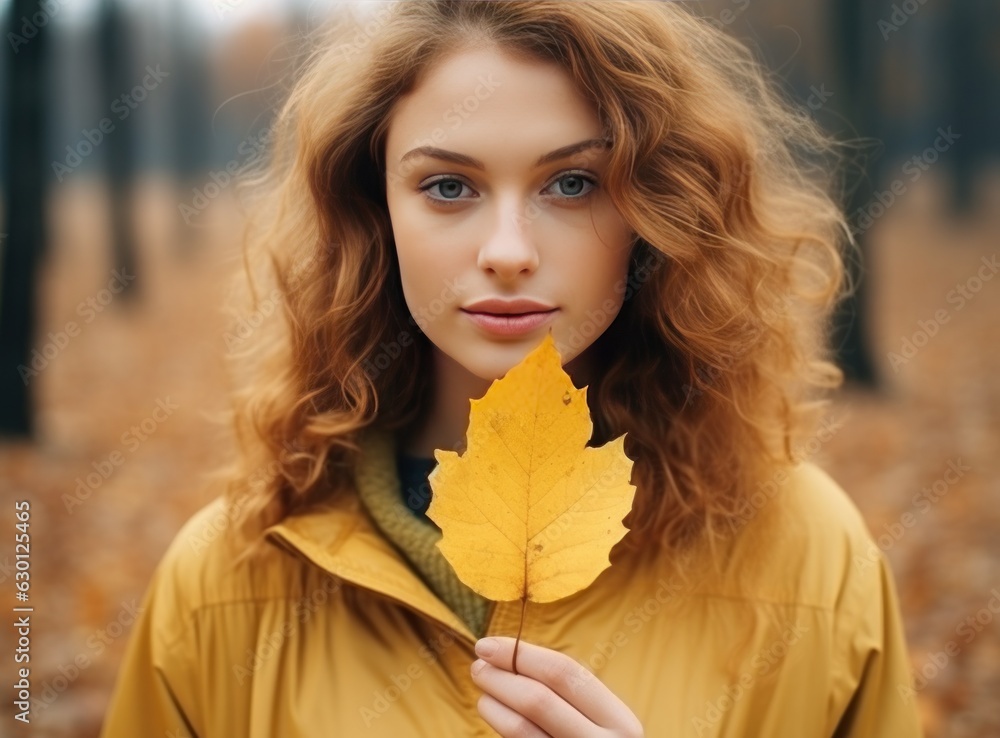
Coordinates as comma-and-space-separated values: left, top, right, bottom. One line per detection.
475, 638, 498, 658
471, 658, 487, 676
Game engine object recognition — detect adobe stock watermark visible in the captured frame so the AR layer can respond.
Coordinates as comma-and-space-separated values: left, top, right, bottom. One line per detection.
850, 126, 961, 238
406, 275, 470, 334
0, 556, 15, 585
52, 65, 170, 182
187, 457, 289, 554
188, 491, 253, 556
62, 397, 179, 514
331, 2, 395, 64
508, 133, 615, 234
552, 248, 669, 361
232, 574, 346, 685
898, 588, 1000, 705
854, 458, 971, 572
693, 622, 810, 734
214, 0, 246, 19
680, 296, 793, 405
382, 435, 468, 531
7, 0, 69, 54
223, 289, 283, 352
17, 269, 135, 385
887, 253, 998, 372
222, 247, 328, 351
360, 661, 424, 727
31, 600, 144, 714
179, 121, 278, 227
725, 411, 848, 534
878, 0, 930, 41
703, 0, 750, 31
385, 73, 503, 192
361, 275, 470, 381
585, 577, 684, 673
360, 627, 464, 727
795, 83, 835, 121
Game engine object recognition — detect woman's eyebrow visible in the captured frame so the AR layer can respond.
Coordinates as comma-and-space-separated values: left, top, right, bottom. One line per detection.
398, 137, 611, 170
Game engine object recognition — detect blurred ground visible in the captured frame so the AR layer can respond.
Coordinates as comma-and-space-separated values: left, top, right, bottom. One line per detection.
1, 172, 998, 737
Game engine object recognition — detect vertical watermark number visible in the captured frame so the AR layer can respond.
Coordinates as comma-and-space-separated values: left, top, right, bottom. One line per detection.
12, 500, 33, 724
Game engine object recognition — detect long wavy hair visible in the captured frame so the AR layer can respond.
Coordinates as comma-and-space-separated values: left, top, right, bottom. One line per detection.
213, 0, 852, 572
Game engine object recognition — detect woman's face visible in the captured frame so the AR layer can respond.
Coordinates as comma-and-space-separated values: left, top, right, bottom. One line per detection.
384, 46, 634, 382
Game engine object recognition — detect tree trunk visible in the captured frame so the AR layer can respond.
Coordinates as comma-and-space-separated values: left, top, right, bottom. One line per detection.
829, 0, 880, 390
0, 0, 50, 437
98, 0, 138, 299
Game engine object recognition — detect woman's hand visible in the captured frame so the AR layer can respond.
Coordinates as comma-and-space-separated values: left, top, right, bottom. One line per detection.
470, 636, 644, 738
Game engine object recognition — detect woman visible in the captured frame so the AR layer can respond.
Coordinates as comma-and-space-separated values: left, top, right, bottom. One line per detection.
99, 1, 924, 736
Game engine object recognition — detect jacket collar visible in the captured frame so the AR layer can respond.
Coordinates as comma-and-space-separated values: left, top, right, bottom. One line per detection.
263, 428, 483, 645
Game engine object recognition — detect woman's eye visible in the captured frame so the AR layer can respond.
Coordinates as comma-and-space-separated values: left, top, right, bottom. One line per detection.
419, 172, 597, 206
544, 173, 597, 200
420, 178, 474, 203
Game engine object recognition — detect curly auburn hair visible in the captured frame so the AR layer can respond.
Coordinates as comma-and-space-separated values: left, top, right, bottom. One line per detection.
211, 0, 853, 570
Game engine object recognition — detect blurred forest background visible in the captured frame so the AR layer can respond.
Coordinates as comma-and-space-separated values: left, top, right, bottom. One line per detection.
0, 0, 998, 736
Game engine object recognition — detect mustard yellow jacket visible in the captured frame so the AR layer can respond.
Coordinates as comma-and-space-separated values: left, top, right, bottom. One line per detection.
99, 432, 924, 737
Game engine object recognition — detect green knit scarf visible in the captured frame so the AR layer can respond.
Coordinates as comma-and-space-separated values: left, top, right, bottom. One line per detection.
355, 428, 491, 638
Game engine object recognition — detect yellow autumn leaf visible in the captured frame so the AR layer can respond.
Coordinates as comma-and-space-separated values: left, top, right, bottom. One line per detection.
425, 330, 637, 605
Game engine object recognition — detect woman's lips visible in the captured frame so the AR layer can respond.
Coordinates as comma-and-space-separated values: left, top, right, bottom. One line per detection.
461, 309, 558, 337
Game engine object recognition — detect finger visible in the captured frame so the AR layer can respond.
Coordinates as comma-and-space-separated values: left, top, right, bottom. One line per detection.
477, 691, 552, 738
472, 659, 599, 737
476, 637, 633, 728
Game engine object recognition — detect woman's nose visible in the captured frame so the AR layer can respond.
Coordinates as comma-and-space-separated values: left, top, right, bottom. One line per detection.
476, 193, 540, 279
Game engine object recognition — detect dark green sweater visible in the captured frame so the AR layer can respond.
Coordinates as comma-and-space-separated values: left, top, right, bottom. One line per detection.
354, 429, 491, 638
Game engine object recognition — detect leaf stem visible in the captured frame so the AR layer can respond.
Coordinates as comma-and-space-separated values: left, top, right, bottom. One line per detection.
513, 595, 527, 675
